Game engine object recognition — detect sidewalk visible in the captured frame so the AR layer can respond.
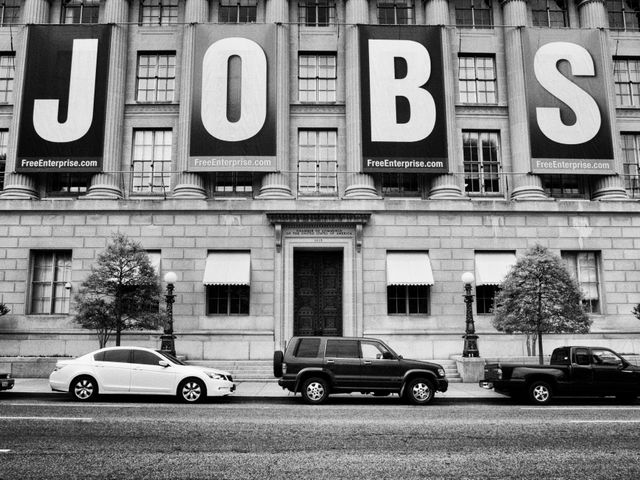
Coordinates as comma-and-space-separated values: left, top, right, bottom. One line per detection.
3, 378, 504, 399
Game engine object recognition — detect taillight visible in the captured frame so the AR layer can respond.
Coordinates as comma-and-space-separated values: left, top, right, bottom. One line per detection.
496, 367, 503, 380
282, 363, 287, 375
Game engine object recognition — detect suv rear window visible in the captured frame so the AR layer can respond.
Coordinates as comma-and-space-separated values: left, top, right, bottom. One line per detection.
326, 340, 359, 358
295, 338, 321, 358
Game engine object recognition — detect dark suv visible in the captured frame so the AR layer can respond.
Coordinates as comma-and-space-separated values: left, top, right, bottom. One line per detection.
273, 336, 448, 405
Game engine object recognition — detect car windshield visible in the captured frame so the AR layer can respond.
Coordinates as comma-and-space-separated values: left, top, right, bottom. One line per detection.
156, 351, 186, 365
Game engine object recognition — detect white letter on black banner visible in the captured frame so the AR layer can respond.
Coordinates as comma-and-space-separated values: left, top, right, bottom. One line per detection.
534, 41, 601, 145
368, 39, 435, 142
32, 39, 98, 143
201, 37, 267, 142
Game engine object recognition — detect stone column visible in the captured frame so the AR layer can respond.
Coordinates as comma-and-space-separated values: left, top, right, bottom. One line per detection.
85, 0, 129, 198
501, 0, 546, 200
259, 0, 293, 198
344, 0, 378, 198
578, 0, 628, 200
172, 0, 208, 198
1, 0, 51, 199
426, 0, 463, 198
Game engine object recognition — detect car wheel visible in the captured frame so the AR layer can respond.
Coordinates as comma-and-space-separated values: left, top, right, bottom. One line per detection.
301, 377, 329, 405
178, 378, 206, 403
405, 378, 435, 405
70, 375, 98, 402
273, 350, 284, 377
528, 381, 553, 405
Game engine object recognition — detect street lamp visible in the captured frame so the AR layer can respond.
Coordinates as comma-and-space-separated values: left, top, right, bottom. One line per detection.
160, 271, 178, 357
461, 271, 479, 357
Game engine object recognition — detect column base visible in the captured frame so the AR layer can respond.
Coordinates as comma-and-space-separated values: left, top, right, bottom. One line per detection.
0, 174, 39, 199
344, 173, 379, 199
592, 177, 629, 201
172, 173, 207, 199
85, 174, 123, 199
510, 185, 548, 201
257, 173, 294, 199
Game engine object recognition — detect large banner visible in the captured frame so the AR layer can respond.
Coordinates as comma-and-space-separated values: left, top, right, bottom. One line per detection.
524, 30, 614, 174
17, 25, 111, 173
359, 26, 448, 174
189, 25, 277, 172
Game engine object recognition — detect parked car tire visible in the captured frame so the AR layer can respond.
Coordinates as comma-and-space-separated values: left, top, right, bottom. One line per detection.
528, 381, 553, 405
273, 350, 284, 377
178, 378, 206, 403
405, 378, 435, 405
301, 377, 329, 405
70, 375, 98, 402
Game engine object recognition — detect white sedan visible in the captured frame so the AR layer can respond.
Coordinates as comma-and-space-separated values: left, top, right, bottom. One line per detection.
49, 346, 235, 403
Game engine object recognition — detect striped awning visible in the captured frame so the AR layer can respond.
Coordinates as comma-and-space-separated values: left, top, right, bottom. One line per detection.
386, 252, 434, 286
474, 252, 516, 286
203, 252, 250, 286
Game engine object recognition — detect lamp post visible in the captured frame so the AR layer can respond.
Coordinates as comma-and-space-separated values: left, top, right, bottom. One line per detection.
160, 271, 178, 357
461, 271, 479, 357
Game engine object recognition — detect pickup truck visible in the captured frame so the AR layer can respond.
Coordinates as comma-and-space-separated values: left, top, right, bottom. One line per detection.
480, 346, 640, 405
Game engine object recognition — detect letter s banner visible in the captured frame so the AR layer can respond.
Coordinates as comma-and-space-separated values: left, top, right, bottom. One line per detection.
359, 26, 448, 173
16, 25, 111, 173
524, 29, 614, 174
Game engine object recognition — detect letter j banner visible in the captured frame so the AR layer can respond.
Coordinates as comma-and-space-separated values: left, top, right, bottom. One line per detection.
16, 25, 111, 173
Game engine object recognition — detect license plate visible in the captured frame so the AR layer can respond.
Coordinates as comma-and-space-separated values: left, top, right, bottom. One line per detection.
1, 381, 8, 387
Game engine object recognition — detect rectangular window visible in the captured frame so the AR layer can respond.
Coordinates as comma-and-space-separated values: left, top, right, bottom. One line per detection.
377, 0, 414, 25
541, 174, 589, 199
458, 55, 497, 104
622, 132, 640, 198
0, 129, 7, 191
325, 340, 359, 358
462, 131, 501, 195
209, 172, 254, 196
380, 173, 422, 197
139, 0, 178, 26
298, 129, 338, 195
206, 285, 250, 315
0, 53, 15, 104
613, 58, 640, 107
218, 0, 257, 23
455, 0, 493, 28
298, 53, 337, 103
131, 129, 172, 195
562, 251, 601, 314
299, 1, 336, 26
45, 173, 91, 196
62, 0, 100, 24
136, 53, 176, 103
387, 285, 430, 315
607, 0, 640, 31
0, 0, 20, 26
29, 251, 72, 315
476, 285, 500, 314
531, 0, 569, 28
295, 338, 322, 358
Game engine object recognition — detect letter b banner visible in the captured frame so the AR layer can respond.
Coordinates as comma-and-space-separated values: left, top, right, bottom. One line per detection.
359, 26, 448, 173
17, 25, 111, 173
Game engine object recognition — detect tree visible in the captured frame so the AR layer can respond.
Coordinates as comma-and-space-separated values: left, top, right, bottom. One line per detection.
74, 233, 163, 347
0, 303, 9, 316
492, 245, 592, 364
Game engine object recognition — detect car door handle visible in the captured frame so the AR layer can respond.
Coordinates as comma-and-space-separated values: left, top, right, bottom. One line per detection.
363, 361, 372, 365
326, 360, 334, 365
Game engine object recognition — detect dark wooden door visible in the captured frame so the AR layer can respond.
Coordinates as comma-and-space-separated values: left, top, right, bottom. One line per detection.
294, 250, 343, 336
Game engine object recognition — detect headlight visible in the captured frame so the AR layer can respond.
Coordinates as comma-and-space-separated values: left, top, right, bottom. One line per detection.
437, 368, 446, 378
205, 372, 225, 380
496, 368, 502, 380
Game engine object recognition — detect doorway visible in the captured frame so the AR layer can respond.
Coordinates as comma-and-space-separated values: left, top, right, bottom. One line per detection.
293, 250, 343, 336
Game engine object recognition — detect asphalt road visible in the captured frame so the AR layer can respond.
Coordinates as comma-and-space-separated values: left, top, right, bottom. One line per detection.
1, 395, 639, 480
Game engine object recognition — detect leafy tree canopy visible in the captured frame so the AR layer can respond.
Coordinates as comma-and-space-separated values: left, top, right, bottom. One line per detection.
492, 245, 592, 362
74, 233, 163, 347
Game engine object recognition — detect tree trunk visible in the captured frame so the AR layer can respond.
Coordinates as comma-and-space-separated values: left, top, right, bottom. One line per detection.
537, 279, 543, 365
537, 329, 544, 365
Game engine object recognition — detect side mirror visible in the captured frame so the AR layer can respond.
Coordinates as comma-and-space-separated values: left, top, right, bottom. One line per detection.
382, 351, 395, 360
159, 360, 170, 368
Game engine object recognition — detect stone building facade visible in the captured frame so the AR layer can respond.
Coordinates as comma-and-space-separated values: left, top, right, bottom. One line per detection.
1, 0, 640, 360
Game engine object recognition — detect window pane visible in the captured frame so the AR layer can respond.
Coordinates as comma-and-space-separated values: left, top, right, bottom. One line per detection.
325, 340, 359, 358
103, 350, 131, 363
295, 338, 321, 357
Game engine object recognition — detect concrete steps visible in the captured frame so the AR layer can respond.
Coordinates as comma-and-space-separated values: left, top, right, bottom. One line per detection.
187, 359, 463, 383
